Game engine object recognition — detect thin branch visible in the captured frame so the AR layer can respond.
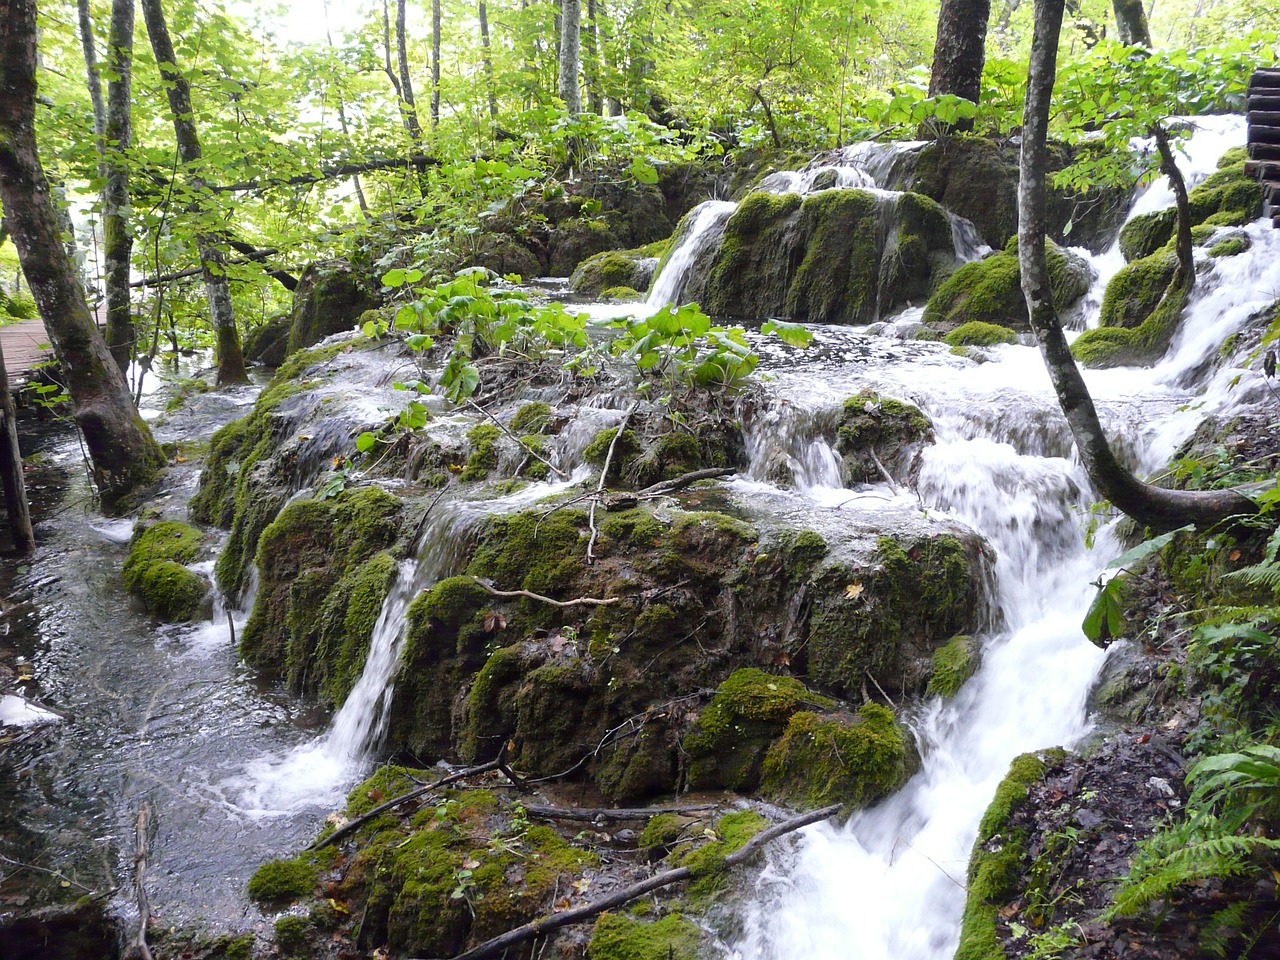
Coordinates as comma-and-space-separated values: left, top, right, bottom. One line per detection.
470, 576, 619, 608
123, 804, 154, 960
637, 467, 735, 497
410, 804, 842, 960
588, 404, 638, 564
520, 803, 717, 822
465, 398, 566, 479
213, 153, 440, 193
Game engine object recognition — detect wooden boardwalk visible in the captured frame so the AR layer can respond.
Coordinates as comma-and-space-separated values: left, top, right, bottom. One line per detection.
1246, 67, 1280, 229
1, 318, 53, 387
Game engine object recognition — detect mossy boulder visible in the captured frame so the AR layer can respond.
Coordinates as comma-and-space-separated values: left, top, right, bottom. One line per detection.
122, 521, 209, 622
243, 313, 292, 366
460, 424, 503, 482
943, 321, 1018, 347
247, 856, 320, 906
686, 188, 957, 325
682, 668, 833, 792
1073, 265, 1190, 368
287, 260, 379, 355
1118, 151, 1264, 262
1097, 250, 1178, 331
239, 486, 404, 686
955, 749, 1067, 960
922, 239, 1093, 334
1208, 233, 1250, 259
588, 913, 704, 960
927, 635, 981, 698
761, 703, 910, 809
835, 392, 933, 485
570, 246, 663, 297
464, 232, 543, 279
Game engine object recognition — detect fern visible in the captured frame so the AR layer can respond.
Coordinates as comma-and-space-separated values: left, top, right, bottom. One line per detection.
1223, 561, 1280, 593
1200, 901, 1251, 958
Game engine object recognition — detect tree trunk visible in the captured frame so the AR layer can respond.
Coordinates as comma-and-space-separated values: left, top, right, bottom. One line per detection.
324, 2, 371, 218
395, 0, 425, 143
479, 1, 499, 122
431, 0, 442, 129
1018, 0, 1253, 533
559, 0, 581, 113
585, 0, 602, 115
0, 339, 35, 553
0, 0, 165, 509
925, 0, 992, 135
76, 0, 107, 158
1151, 123, 1195, 288
139, 0, 247, 385
1112, 0, 1152, 44
103, 0, 136, 373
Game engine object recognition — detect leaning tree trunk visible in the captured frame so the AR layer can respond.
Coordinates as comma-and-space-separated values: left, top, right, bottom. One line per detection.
431, 0, 442, 129
103, 0, 137, 373
925, 0, 992, 135
0, 0, 165, 509
1018, 0, 1252, 532
76, 0, 107, 161
559, 0, 582, 113
140, 0, 247, 385
0, 338, 35, 552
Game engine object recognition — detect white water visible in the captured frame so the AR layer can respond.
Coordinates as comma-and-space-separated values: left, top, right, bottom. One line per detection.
647, 200, 737, 308
731, 115, 1271, 960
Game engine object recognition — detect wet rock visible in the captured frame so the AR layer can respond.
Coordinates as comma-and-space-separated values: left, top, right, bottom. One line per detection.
122, 520, 210, 622
243, 313, 291, 367
835, 391, 934, 486
569, 244, 665, 297
0, 900, 122, 960
287, 260, 380, 355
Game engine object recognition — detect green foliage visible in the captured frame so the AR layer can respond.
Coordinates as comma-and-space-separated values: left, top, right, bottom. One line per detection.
943, 322, 1018, 347
247, 857, 319, 905
1081, 525, 1195, 645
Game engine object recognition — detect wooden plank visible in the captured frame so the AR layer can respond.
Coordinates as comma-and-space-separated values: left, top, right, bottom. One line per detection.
1249, 142, 1280, 161
1250, 69, 1280, 92
1249, 95, 1280, 112
1248, 125, 1280, 146
1248, 111, 1280, 127
0, 318, 52, 386
1245, 159, 1280, 178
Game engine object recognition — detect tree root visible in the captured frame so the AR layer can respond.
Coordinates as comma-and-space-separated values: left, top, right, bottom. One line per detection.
470, 577, 619, 607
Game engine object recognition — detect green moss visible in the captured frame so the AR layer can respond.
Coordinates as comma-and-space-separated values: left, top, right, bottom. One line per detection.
461, 423, 503, 482
602, 286, 643, 300
219, 934, 256, 960
922, 241, 1089, 331
599, 507, 668, 548
943, 322, 1018, 347
787, 529, 828, 564
273, 915, 312, 954
927, 635, 981, 698
761, 704, 909, 809
836, 393, 932, 484
511, 401, 553, 435
1098, 250, 1178, 330
682, 669, 832, 792
1208, 236, 1249, 258
123, 521, 203, 588
467, 508, 586, 597
633, 430, 706, 487
588, 913, 704, 960
584, 428, 642, 484
122, 521, 208, 621
674, 810, 768, 899
247, 857, 319, 905
638, 813, 686, 853
1119, 157, 1263, 261
1074, 269, 1189, 368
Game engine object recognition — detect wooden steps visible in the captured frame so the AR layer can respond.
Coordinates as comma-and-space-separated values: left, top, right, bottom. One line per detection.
1247, 68, 1280, 229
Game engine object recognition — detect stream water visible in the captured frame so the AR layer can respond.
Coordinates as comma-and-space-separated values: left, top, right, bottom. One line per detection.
2, 115, 1277, 956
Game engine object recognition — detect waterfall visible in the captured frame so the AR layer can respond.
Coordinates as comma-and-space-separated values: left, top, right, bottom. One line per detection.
647, 200, 736, 308
730, 115, 1265, 960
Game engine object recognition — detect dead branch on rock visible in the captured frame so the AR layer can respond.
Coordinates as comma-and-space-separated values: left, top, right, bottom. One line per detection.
465, 399, 566, 479
637, 467, 735, 498
308, 759, 502, 852
587, 403, 638, 564
123, 803, 154, 960
470, 577, 620, 608
520, 803, 717, 822
410, 804, 842, 960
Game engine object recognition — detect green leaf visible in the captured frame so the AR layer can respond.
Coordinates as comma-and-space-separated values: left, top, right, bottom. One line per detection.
355, 432, 379, 453
1105, 524, 1195, 572
1081, 577, 1126, 644
762, 319, 814, 348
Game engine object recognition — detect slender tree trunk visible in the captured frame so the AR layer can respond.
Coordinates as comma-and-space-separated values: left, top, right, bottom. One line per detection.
0, 339, 35, 553
103, 0, 136, 373
140, 0, 247, 385
0, 0, 165, 509
478, 1, 499, 122
395, 0, 425, 143
431, 0, 442, 129
585, 0, 602, 115
76, 0, 107, 162
559, 0, 581, 113
1018, 0, 1252, 532
925, 0, 992, 135
324, 2, 371, 218
1112, 0, 1152, 44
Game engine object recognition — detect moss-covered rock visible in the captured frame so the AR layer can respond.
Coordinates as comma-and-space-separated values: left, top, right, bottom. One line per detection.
247, 856, 320, 906
761, 703, 910, 809
1118, 151, 1264, 262
1098, 250, 1178, 331
287, 260, 380, 355
922, 240, 1092, 334
570, 247, 663, 297
243, 313, 292, 366
1073, 265, 1189, 368
682, 669, 833, 792
602, 286, 643, 300
943, 322, 1018, 347
122, 521, 208, 621
835, 392, 933, 485
584, 427, 643, 484
588, 913, 704, 960
687, 188, 958, 325
670, 810, 768, 901
955, 749, 1067, 960
1208, 233, 1250, 258
927, 635, 981, 698
239, 486, 403, 685
460, 424, 503, 482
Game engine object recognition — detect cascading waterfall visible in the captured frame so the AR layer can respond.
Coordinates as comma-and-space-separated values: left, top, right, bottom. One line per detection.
647, 200, 737, 308
730, 115, 1271, 960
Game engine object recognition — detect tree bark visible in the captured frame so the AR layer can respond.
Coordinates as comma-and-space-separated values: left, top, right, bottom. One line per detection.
478, 1, 499, 122
0, 0, 165, 509
584, 0, 603, 114
926, 0, 992, 135
76, 0, 107, 157
103, 0, 137, 373
395, 0, 426, 144
431, 0, 442, 129
0, 339, 35, 553
1112, 0, 1153, 44
1150, 123, 1195, 288
140, 0, 247, 385
1018, 0, 1253, 533
559, 0, 582, 113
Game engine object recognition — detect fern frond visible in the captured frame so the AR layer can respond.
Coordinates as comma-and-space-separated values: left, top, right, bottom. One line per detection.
1223, 562, 1280, 592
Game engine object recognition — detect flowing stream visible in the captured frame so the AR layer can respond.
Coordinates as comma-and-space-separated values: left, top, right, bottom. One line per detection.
3, 116, 1277, 953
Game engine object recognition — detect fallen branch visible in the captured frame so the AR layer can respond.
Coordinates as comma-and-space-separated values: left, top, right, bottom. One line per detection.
470, 577, 619, 608
588, 404, 638, 565
412, 804, 842, 960
214, 153, 441, 193
521, 803, 716, 823
131, 247, 280, 288
867, 448, 902, 496
123, 804, 154, 960
465, 399, 566, 479
308, 759, 501, 852
638, 467, 736, 498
